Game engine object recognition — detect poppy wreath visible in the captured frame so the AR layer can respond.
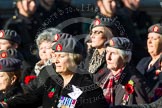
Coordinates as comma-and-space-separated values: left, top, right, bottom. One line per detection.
24, 75, 37, 85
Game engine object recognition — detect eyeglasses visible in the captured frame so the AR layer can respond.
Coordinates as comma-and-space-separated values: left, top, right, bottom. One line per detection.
90, 30, 104, 35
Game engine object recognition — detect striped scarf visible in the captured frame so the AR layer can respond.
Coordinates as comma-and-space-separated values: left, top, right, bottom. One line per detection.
103, 71, 122, 105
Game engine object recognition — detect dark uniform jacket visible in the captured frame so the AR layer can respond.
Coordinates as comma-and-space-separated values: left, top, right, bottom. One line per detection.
6, 73, 109, 108
0, 82, 23, 102
136, 56, 162, 102
100, 64, 149, 105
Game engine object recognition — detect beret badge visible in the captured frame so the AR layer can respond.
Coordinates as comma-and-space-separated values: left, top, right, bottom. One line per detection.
0, 52, 7, 58
54, 34, 60, 42
0, 30, 4, 38
109, 39, 115, 46
152, 26, 159, 32
56, 44, 62, 51
94, 19, 101, 26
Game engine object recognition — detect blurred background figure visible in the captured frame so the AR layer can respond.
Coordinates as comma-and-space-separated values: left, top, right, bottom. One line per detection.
36, 0, 82, 35
118, 0, 153, 65
3, 0, 41, 67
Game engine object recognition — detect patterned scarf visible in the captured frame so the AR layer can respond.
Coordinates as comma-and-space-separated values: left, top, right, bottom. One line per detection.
88, 49, 105, 73
103, 71, 122, 105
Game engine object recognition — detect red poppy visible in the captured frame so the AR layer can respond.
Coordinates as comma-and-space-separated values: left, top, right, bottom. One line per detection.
48, 92, 55, 98
48, 88, 55, 98
24, 75, 37, 85
125, 83, 134, 94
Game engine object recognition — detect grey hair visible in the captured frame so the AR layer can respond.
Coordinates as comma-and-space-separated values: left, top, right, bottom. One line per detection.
36, 28, 62, 48
42, 27, 62, 36
117, 49, 132, 64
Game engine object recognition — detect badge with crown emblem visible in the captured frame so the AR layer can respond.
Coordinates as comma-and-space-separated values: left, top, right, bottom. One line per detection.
94, 19, 101, 25
54, 34, 60, 42
109, 39, 115, 46
153, 26, 159, 32
56, 44, 63, 51
0, 52, 7, 58
0, 30, 4, 38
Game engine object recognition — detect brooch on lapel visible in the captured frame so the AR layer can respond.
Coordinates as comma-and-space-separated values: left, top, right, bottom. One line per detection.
48, 88, 55, 98
122, 80, 134, 105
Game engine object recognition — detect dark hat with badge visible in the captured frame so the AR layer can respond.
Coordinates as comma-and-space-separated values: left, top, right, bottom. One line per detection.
90, 17, 113, 30
0, 29, 21, 44
0, 48, 24, 60
148, 23, 162, 34
104, 37, 133, 51
52, 34, 83, 55
90, 17, 126, 37
0, 57, 22, 72
53, 33, 73, 42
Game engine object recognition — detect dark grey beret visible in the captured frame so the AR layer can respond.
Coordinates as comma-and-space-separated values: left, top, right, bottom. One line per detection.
0, 29, 21, 44
52, 35, 83, 55
90, 17, 126, 36
148, 23, 162, 34
0, 48, 24, 60
105, 37, 133, 51
0, 58, 22, 72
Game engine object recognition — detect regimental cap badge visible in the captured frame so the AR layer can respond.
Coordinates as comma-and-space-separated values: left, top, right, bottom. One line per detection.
109, 39, 115, 46
0, 52, 7, 58
0, 30, 5, 38
56, 44, 62, 51
94, 19, 101, 26
54, 34, 60, 42
153, 26, 159, 32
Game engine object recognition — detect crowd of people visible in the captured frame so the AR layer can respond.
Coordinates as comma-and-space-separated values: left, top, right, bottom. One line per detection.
0, 0, 162, 108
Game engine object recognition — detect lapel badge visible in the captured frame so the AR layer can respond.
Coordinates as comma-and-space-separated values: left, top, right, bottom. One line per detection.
0, 30, 5, 38
56, 44, 63, 51
152, 26, 159, 32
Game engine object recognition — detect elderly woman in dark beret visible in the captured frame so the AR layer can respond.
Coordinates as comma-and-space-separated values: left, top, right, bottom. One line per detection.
101, 37, 149, 106
136, 23, 162, 102
0, 35, 109, 108
0, 52, 22, 103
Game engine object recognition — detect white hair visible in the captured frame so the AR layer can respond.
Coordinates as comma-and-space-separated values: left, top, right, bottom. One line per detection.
117, 49, 132, 63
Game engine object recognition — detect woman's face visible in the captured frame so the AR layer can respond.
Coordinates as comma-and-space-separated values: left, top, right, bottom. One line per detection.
54, 52, 75, 74
39, 41, 53, 61
90, 26, 107, 49
147, 33, 162, 56
106, 47, 124, 71
0, 72, 12, 92
0, 39, 13, 50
